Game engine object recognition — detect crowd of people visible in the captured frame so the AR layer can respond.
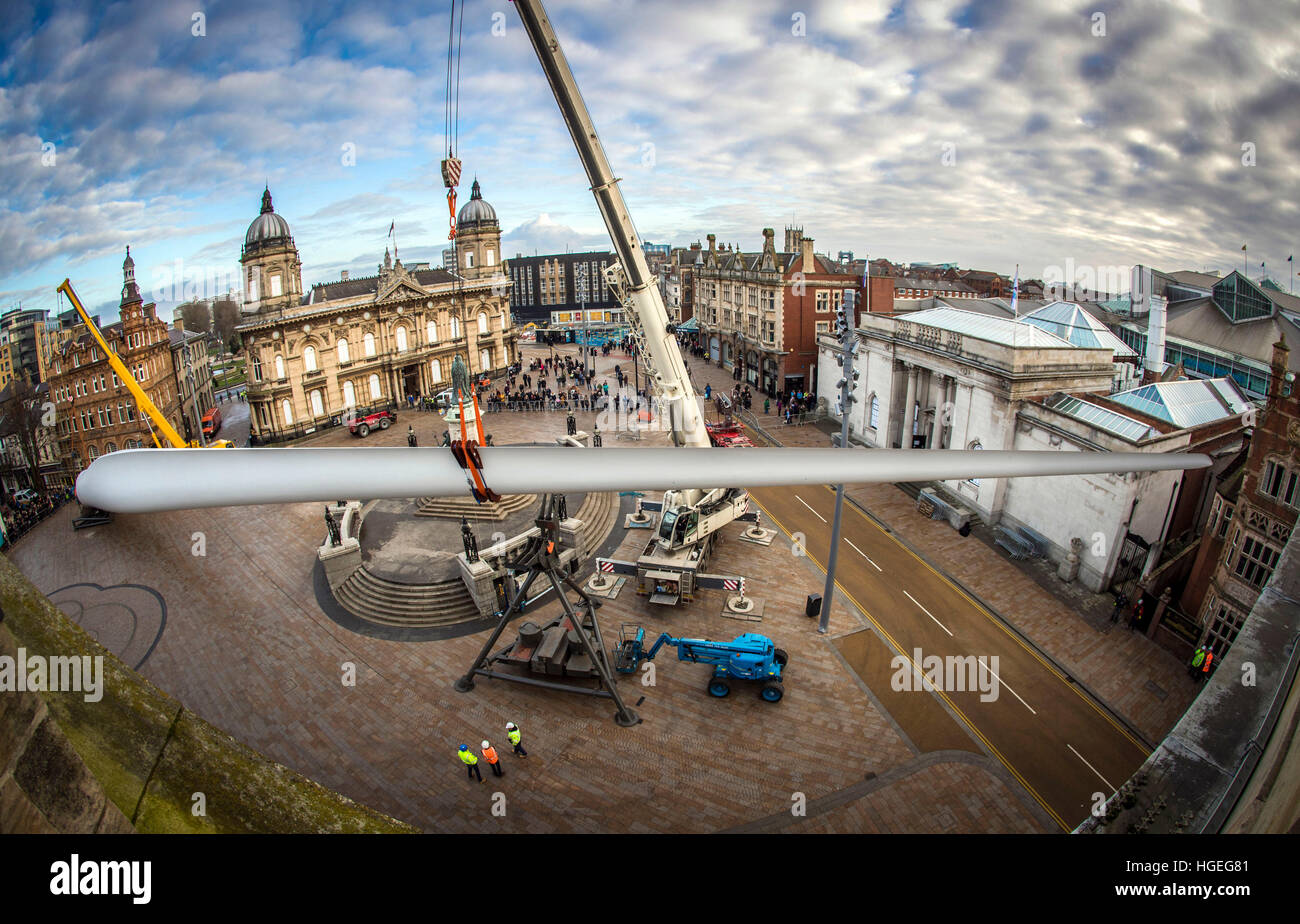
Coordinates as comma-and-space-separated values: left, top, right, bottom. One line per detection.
1, 488, 73, 547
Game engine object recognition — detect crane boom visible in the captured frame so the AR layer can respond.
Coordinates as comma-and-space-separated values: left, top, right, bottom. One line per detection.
511, 0, 707, 450
57, 279, 188, 449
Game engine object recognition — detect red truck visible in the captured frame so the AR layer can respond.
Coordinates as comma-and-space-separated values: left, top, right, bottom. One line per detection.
349, 408, 397, 438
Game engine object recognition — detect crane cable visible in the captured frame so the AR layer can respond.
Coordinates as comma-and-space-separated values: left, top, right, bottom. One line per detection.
441, 0, 465, 240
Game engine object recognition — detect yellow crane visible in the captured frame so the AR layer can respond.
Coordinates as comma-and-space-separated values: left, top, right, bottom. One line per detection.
56, 279, 233, 449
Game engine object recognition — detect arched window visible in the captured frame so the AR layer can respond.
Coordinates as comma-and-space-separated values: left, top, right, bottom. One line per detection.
450, 316, 461, 339
426, 320, 438, 344
88, 445, 99, 460
310, 389, 324, 417
251, 355, 263, 381
966, 441, 983, 485
480, 348, 492, 373
395, 326, 408, 352
281, 399, 293, 426
105, 442, 117, 453
869, 394, 880, 429
303, 345, 318, 372
337, 339, 349, 364
477, 312, 489, 335
270, 274, 282, 297
274, 355, 286, 379
364, 332, 376, 357
369, 374, 381, 399
431, 359, 442, 383
343, 381, 356, 407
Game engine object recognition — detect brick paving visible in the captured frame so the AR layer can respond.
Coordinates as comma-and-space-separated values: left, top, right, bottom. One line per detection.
4, 341, 1068, 833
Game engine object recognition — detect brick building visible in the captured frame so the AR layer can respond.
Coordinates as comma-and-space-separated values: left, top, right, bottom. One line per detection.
504, 249, 618, 326
47, 248, 181, 472
1180, 337, 1299, 661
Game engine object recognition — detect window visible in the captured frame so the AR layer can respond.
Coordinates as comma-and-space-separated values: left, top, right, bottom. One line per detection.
1233, 535, 1280, 589
431, 359, 443, 383
395, 326, 408, 352
248, 273, 258, 301
966, 441, 983, 485
281, 399, 293, 426
369, 374, 381, 399
465, 250, 475, 269
477, 313, 488, 335
88, 445, 98, 460
869, 394, 880, 429
270, 275, 282, 297
105, 441, 117, 453
427, 321, 438, 344
310, 389, 324, 417
1217, 501, 1234, 538
1261, 460, 1284, 498
337, 339, 349, 364
303, 345, 318, 372
343, 381, 356, 407
251, 355, 263, 381
451, 316, 462, 339
480, 347, 492, 372
364, 333, 376, 357
816, 290, 829, 313
816, 321, 830, 335
486, 249, 494, 266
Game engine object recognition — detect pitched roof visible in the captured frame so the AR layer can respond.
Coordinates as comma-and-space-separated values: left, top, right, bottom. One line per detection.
1019, 301, 1139, 357
899, 306, 1078, 348
1109, 378, 1252, 428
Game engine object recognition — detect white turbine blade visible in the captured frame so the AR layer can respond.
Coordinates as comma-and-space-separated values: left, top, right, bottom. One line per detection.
74, 446, 1211, 515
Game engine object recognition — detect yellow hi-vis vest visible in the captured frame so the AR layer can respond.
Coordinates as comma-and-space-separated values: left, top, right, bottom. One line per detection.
507, 729, 521, 746
459, 750, 478, 765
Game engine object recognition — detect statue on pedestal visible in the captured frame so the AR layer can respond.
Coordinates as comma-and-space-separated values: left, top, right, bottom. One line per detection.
451, 353, 470, 403
325, 507, 342, 547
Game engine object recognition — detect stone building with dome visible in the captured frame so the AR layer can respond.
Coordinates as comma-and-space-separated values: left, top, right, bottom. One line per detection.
237, 181, 517, 443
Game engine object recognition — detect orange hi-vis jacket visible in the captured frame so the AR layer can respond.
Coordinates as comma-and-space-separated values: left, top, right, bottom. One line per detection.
482, 746, 500, 764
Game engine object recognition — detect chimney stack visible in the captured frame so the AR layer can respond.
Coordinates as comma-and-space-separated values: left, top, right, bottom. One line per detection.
341, 270, 349, 281
801, 236, 816, 271
707, 234, 716, 254
1144, 294, 1167, 383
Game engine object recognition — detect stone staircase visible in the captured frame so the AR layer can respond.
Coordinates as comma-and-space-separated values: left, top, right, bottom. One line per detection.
414, 492, 538, 520
332, 491, 620, 628
333, 567, 480, 628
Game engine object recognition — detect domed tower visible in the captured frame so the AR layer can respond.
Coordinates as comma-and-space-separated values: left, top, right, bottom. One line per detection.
455, 179, 501, 282
240, 187, 302, 315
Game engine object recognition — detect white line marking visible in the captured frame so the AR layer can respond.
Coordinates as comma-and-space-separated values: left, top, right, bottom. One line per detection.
1067, 744, 1115, 792
845, 538, 882, 570
795, 495, 827, 523
904, 590, 953, 637
977, 658, 1037, 715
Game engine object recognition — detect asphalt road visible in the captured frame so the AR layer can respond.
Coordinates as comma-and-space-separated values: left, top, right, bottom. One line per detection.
749, 484, 1150, 831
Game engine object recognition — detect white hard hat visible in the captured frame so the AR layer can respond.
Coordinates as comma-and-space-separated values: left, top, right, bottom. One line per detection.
506, 722, 516, 730
481, 740, 490, 749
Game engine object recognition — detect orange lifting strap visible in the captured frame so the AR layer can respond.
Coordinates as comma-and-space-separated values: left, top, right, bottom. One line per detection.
442, 156, 462, 240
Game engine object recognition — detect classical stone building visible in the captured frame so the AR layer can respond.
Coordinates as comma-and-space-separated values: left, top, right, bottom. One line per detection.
237, 182, 517, 443
819, 306, 1251, 591
48, 248, 182, 471
168, 323, 216, 443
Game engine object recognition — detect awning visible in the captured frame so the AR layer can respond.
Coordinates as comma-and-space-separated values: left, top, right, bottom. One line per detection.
676, 317, 700, 332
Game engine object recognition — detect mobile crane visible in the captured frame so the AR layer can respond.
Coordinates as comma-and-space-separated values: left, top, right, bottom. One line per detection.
512, 0, 752, 605
57, 279, 234, 450
613, 623, 788, 702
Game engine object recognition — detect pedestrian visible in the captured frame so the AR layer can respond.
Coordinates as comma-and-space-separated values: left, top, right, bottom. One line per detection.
459, 744, 483, 782
1189, 645, 1207, 678
481, 740, 504, 777
505, 722, 528, 757
407, 425, 417, 447
764, 397, 770, 415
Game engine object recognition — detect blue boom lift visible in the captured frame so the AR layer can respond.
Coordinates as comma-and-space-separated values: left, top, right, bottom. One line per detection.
613, 624, 788, 702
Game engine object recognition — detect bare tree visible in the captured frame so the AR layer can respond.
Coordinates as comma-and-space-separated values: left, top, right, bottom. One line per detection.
0, 378, 50, 495
212, 297, 241, 351
179, 298, 212, 336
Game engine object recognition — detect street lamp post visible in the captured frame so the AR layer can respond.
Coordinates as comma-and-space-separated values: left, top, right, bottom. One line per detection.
818, 290, 860, 635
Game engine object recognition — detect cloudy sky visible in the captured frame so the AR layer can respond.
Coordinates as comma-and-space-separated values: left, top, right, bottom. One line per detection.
3, 0, 1298, 316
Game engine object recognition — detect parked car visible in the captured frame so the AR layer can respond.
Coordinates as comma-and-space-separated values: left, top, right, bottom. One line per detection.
13, 488, 39, 506
349, 408, 397, 438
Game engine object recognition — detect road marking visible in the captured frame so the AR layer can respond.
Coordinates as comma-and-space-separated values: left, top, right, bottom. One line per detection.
1067, 744, 1115, 792
750, 492, 1069, 831
829, 485, 1151, 757
845, 538, 882, 570
794, 494, 827, 523
904, 590, 953, 637
977, 658, 1037, 715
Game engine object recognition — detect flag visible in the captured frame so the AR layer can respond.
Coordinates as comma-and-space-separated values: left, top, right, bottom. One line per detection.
388, 222, 395, 237
1289, 255, 1294, 263
1242, 244, 1248, 251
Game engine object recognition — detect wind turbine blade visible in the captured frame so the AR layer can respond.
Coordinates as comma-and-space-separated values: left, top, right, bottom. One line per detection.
74, 446, 1211, 515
